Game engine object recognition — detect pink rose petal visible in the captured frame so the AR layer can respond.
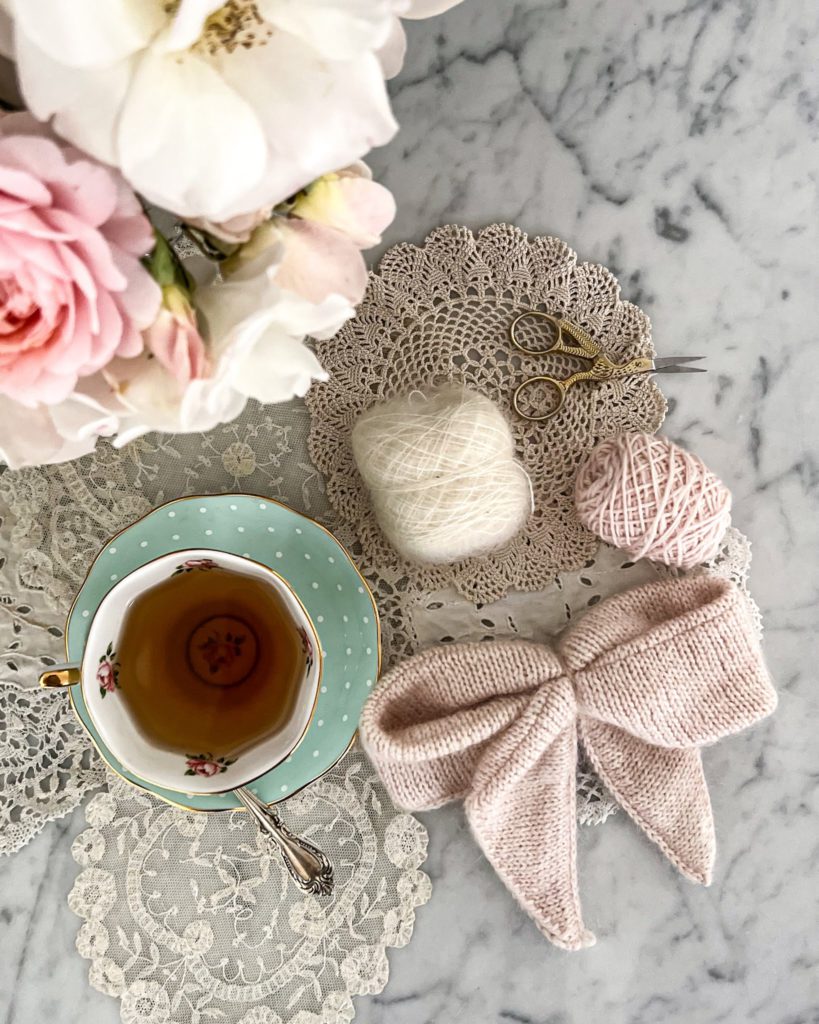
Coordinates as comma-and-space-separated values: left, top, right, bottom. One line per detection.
275, 219, 368, 306
0, 117, 160, 406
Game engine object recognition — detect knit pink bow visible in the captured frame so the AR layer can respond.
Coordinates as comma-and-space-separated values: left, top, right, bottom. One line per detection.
360, 576, 776, 950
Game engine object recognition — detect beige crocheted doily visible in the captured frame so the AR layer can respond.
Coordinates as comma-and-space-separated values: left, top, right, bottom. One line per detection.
306, 224, 666, 604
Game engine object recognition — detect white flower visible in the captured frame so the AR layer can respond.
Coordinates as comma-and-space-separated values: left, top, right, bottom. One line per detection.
0, 223, 353, 467
103, 248, 346, 446
237, 1008, 283, 1024
289, 162, 395, 249
183, 919, 215, 953
384, 814, 428, 869
291, 992, 354, 1024
288, 896, 330, 939
88, 956, 126, 997
396, 868, 432, 908
0, 384, 121, 470
188, 205, 274, 246
85, 791, 118, 827
75, 921, 110, 960
7, 0, 402, 221
71, 827, 106, 867
403, 0, 463, 15
339, 943, 390, 996
175, 812, 207, 840
193, 253, 349, 405
68, 867, 117, 921
120, 980, 171, 1024
381, 906, 414, 947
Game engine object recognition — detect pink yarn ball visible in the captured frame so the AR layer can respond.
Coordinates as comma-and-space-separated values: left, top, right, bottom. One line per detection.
574, 432, 732, 570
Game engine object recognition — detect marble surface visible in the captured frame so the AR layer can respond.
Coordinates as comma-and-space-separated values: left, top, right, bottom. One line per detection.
2, 1, 818, 1022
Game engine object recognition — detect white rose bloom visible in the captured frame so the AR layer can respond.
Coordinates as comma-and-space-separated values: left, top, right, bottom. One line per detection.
109, 248, 348, 445
0, 383, 122, 470
4, 0, 405, 220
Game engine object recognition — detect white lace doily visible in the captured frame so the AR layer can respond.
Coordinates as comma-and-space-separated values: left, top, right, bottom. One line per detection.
306, 224, 667, 607
67, 748, 431, 1024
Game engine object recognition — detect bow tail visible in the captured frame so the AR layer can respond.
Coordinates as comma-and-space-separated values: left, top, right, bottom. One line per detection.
465, 721, 595, 950
579, 718, 715, 884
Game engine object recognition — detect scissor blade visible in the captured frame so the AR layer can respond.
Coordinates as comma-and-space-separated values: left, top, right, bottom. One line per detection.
652, 355, 706, 367
652, 364, 707, 374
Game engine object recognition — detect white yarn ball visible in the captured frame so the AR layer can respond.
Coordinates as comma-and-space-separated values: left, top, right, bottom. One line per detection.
351, 385, 532, 565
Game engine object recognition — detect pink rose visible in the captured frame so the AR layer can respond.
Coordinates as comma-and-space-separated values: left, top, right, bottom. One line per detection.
185, 758, 220, 778
0, 113, 160, 406
298, 626, 314, 660
96, 660, 115, 693
144, 286, 208, 385
184, 558, 217, 570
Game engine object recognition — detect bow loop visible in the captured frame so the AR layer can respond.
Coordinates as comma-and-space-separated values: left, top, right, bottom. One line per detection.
361, 641, 568, 808
561, 577, 777, 748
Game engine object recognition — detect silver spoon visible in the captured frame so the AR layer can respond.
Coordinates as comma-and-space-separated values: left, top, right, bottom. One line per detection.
236, 786, 334, 896
40, 669, 334, 894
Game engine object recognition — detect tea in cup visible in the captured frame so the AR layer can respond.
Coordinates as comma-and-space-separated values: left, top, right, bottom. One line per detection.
41, 549, 322, 795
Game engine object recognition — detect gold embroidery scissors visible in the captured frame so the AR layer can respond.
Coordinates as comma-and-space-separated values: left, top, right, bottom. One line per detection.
510, 310, 705, 421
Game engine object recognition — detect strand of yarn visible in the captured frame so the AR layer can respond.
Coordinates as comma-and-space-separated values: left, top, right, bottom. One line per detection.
351, 386, 532, 564
574, 432, 732, 570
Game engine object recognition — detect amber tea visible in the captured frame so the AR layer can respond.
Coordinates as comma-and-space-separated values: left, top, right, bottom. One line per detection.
117, 561, 305, 756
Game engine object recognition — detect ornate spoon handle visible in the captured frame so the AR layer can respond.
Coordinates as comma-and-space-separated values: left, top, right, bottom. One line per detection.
236, 786, 334, 896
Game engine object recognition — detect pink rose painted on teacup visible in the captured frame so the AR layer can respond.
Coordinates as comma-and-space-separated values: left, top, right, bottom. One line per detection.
97, 643, 120, 698
297, 625, 314, 671
184, 753, 235, 778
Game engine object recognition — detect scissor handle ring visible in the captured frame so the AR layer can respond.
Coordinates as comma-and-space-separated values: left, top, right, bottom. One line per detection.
512, 375, 566, 421
509, 310, 563, 355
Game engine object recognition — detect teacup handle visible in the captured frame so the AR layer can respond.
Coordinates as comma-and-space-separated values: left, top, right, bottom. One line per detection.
39, 662, 81, 687
236, 786, 334, 896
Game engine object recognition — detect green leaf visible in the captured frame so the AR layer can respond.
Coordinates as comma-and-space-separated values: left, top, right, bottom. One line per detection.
143, 229, 194, 292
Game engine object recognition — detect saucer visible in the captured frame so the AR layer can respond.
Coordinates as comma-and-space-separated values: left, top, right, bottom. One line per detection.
66, 494, 380, 811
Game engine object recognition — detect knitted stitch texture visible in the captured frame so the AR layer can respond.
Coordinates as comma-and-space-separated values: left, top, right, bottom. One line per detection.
359, 576, 777, 950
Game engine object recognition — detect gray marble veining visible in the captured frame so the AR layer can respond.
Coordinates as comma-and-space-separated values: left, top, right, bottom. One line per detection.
1, 1, 817, 1022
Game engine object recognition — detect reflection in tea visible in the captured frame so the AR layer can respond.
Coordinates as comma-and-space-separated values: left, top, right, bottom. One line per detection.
117, 563, 304, 757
